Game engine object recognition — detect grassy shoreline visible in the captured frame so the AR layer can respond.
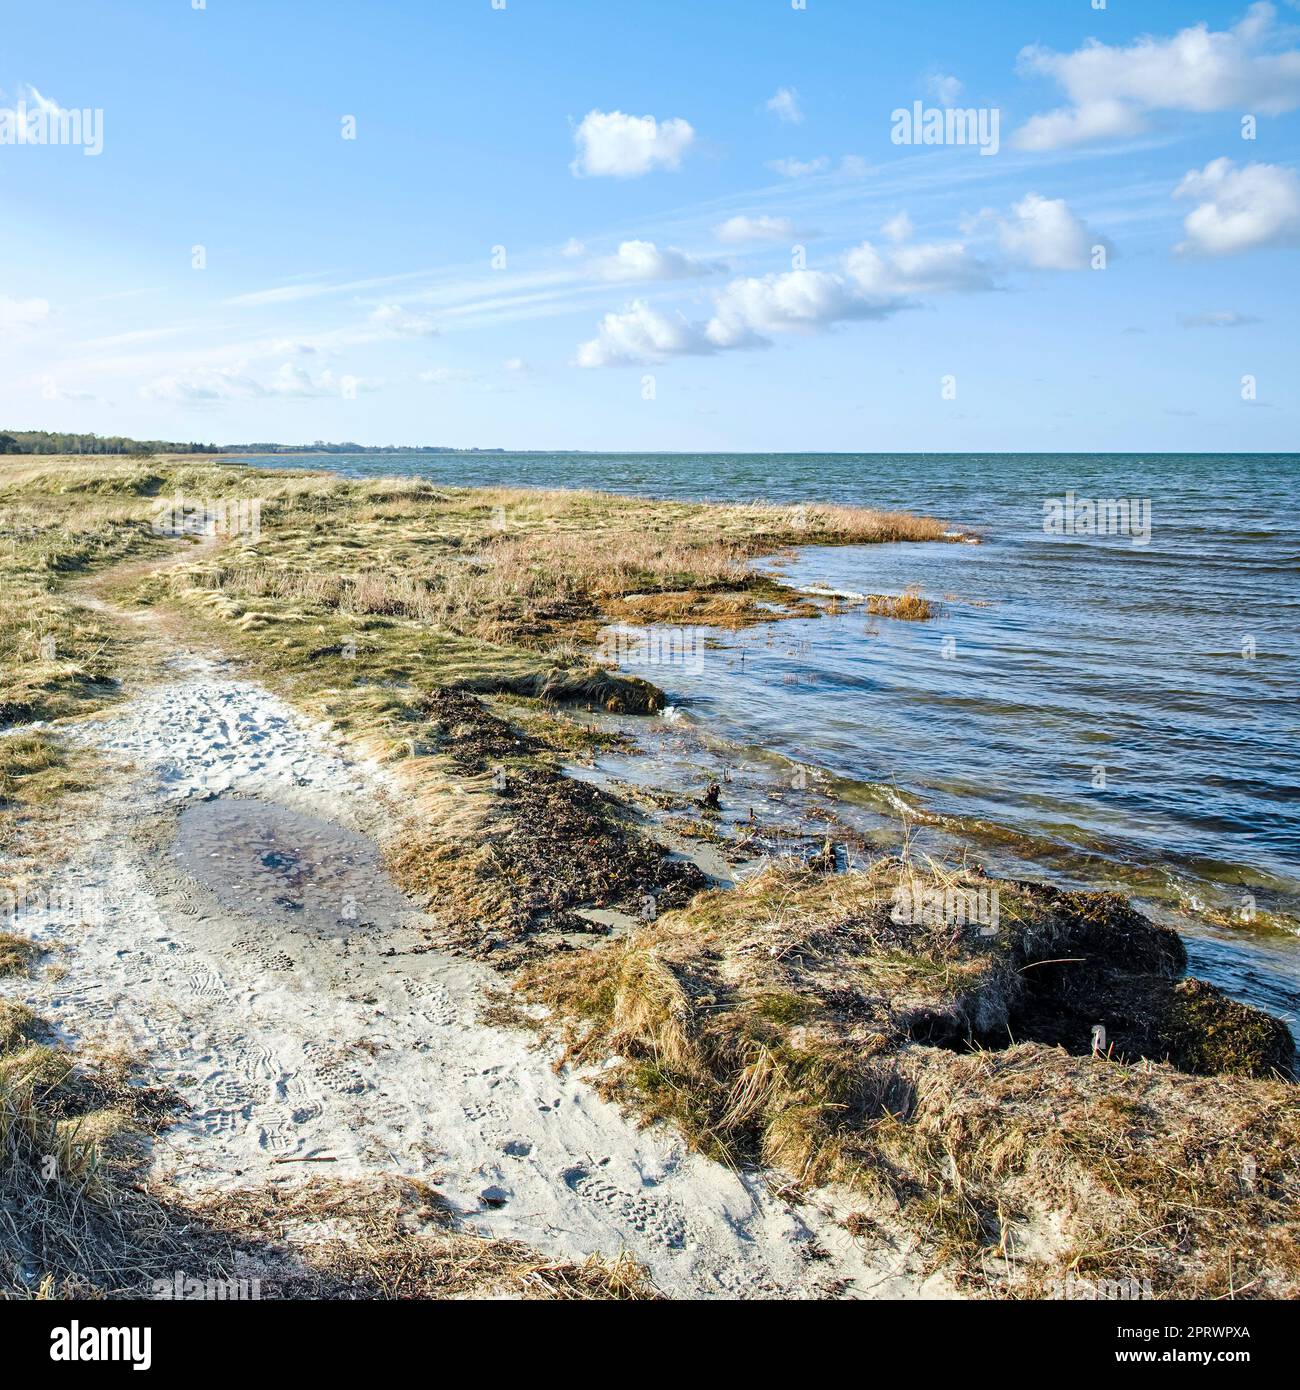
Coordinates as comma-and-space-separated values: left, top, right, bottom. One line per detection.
2, 454, 1296, 1300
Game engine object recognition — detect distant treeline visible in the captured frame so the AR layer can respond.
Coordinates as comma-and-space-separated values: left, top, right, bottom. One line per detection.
0, 430, 220, 456
234, 442, 504, 454
0, 432, 501, 457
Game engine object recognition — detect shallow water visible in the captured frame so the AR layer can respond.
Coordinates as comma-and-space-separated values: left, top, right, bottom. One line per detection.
241, 451, 1300, 1034
172, 797, 409, 936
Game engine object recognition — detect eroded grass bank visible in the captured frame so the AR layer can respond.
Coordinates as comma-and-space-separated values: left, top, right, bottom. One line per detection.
518, 862, 1297, 1298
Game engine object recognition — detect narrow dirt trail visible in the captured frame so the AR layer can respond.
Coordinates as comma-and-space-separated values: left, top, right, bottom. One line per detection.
11, 545, 951, 1299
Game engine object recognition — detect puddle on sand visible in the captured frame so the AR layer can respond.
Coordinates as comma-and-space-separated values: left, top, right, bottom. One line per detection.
172, 797, 410, 936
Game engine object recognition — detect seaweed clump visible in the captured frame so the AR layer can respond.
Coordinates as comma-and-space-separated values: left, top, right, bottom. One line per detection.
389, 687, 705, 966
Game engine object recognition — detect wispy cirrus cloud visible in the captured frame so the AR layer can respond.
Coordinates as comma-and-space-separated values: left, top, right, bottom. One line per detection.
140, 360, 379, 404
1179, 309, 1262, 327
224, 281, 339, 308
767, 154, 872, 180
767, 155, 829, 179
0, 293, 52, 332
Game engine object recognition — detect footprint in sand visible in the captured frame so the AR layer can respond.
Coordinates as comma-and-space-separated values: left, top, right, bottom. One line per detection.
232, 936, 296, 972
191, 1071, 257, 1137
244, 1041, 278, 1081
711, 1264, 785, 1298
185, 963, 231, 1004
255, 1070, 326, 1152
562, 1165, 690, 1250
302, 1041, 370, 1096
196, 1067, 256, 1108
400, 977, 458, 1026
461, 1099, 504, 1124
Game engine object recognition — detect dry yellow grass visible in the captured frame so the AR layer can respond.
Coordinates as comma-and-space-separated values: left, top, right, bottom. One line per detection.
865, 587, 935, 620
0, 932, 38, 977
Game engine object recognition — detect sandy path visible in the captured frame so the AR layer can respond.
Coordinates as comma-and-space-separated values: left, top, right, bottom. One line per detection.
9, 580, 950, 1299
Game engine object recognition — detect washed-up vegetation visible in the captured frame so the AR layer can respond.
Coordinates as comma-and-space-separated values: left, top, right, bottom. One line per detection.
517, 859, 1298, 1298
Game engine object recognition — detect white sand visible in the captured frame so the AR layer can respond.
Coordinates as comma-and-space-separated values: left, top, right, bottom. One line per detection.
12, 650, 951, 1299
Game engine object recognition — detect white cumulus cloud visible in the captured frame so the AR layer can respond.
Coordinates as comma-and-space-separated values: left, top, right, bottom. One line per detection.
767, 156, 831, 179
844, 239, 994, 297
575, 300, 713, 367
570, 109, 695, 178
997, 193, 1103, 270
1013, 2, 1300, 151
882, 212, 913, 244
369, 303, 439, 336
705, 270, 891, 349
927, 73, 964, 104
577, 232, 994, 366
1173, 157, 1300, 255
1013, 99, 1148, 152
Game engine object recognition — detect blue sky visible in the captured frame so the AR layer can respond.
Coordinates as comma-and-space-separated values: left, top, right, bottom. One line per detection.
2, 0, 1298, 450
